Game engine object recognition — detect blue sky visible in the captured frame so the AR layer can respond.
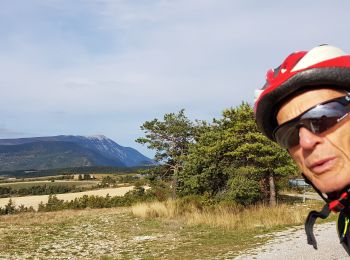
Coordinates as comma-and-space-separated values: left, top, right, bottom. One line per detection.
1, 0, 350, 158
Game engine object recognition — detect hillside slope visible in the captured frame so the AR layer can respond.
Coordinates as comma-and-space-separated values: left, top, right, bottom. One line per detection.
0, 135, 154, 171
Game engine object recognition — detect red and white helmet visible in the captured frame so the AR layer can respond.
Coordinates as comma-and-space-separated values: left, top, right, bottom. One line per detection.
254, 44, 350, 141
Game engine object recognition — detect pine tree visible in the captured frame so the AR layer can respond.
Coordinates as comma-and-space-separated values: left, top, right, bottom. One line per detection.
178, 103, 297, 206
136, 109, 199, 197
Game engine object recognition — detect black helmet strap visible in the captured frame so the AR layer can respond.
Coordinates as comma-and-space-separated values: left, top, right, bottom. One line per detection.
305, 203, 331, 249
302, 173, 350, 254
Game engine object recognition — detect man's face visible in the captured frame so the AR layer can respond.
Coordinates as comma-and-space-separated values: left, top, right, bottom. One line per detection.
276, 88, 350, 193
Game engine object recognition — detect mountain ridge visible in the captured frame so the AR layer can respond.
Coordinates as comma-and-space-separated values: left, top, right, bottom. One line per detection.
0, 135, 154, 171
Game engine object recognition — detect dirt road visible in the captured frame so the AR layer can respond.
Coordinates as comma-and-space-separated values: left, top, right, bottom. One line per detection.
0, 186, 135, 210
235, 222, 349, 259
283, 191, 324, 201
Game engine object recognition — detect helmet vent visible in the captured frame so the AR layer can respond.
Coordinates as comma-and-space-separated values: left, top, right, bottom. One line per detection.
291, 45, 346, 72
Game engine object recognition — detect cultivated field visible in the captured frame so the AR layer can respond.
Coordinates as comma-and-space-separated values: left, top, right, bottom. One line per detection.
0, 180, 98, 189
0, 186, 135, 210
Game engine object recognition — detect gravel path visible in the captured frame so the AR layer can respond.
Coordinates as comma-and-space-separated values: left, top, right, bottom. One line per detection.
235, 222, 349, 260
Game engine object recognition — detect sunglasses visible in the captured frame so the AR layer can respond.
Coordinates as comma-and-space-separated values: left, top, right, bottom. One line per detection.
273, 95, 350, 149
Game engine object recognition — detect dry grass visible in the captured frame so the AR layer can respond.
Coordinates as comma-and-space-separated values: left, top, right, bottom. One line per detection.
0, 207, 128, 225
132, 200, 177, 218
186, 203, 307, 229
132, 199, 320, 230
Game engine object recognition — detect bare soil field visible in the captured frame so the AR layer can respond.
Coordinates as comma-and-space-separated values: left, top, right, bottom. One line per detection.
0, 186, 135, 210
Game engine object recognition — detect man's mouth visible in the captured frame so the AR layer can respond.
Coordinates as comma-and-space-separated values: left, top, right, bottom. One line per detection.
309, 157, 336, 174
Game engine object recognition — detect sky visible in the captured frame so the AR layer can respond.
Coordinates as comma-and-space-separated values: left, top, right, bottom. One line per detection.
1, 0, 350, 158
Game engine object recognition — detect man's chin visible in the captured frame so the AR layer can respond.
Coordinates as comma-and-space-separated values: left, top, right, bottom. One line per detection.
317, 179, 350, 194
307, 168, 350, 193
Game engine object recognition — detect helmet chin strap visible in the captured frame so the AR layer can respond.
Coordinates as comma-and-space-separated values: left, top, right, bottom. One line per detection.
302, 173, 350, 253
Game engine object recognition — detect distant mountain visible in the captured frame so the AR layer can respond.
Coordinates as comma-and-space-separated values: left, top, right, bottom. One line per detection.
0, 135, 154, 172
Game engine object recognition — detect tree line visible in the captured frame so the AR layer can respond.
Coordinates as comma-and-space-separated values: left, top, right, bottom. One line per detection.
0, 184, 84, 197
0, 182, 170, 214
0, 103, 298, 215
136, 103, 298, 206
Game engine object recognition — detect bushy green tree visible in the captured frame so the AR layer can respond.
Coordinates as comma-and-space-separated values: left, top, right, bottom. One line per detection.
136, 109, 195, 167
178, 103, 297, 206
136, 109, 202, 197
224, 167, 261, 206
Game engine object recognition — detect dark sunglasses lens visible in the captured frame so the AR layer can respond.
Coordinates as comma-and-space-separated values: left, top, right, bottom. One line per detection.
303, 102, 349, 121
301, 101, 349, 134
274, 100, 350, 149
274, 124, 300, 149
307, 116, 339, 133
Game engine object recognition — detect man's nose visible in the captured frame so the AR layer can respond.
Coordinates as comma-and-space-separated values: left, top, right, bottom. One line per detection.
298, 127, 323, 150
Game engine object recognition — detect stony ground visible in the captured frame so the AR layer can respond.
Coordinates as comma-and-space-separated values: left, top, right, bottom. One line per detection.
1, 207, 259, 259
1, 205, 347, 259
235, 222, 349, 260
0, 208, 174, 259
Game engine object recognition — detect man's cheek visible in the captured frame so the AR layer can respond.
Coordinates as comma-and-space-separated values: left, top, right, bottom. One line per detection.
289, 152, 303, 170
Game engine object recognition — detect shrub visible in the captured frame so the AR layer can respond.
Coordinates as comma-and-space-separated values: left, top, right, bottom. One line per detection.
225, 175, 261, 206
0, 199, 35, 215
147, 180, 172, 201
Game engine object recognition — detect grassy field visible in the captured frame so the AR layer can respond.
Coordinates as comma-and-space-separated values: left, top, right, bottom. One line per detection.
0, 180, 98, 189
0, 186, 135, 210
0, 198, 331, 259
92, 172, 138, 179
0, 175, 67, 183
0, 207, 269, 259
